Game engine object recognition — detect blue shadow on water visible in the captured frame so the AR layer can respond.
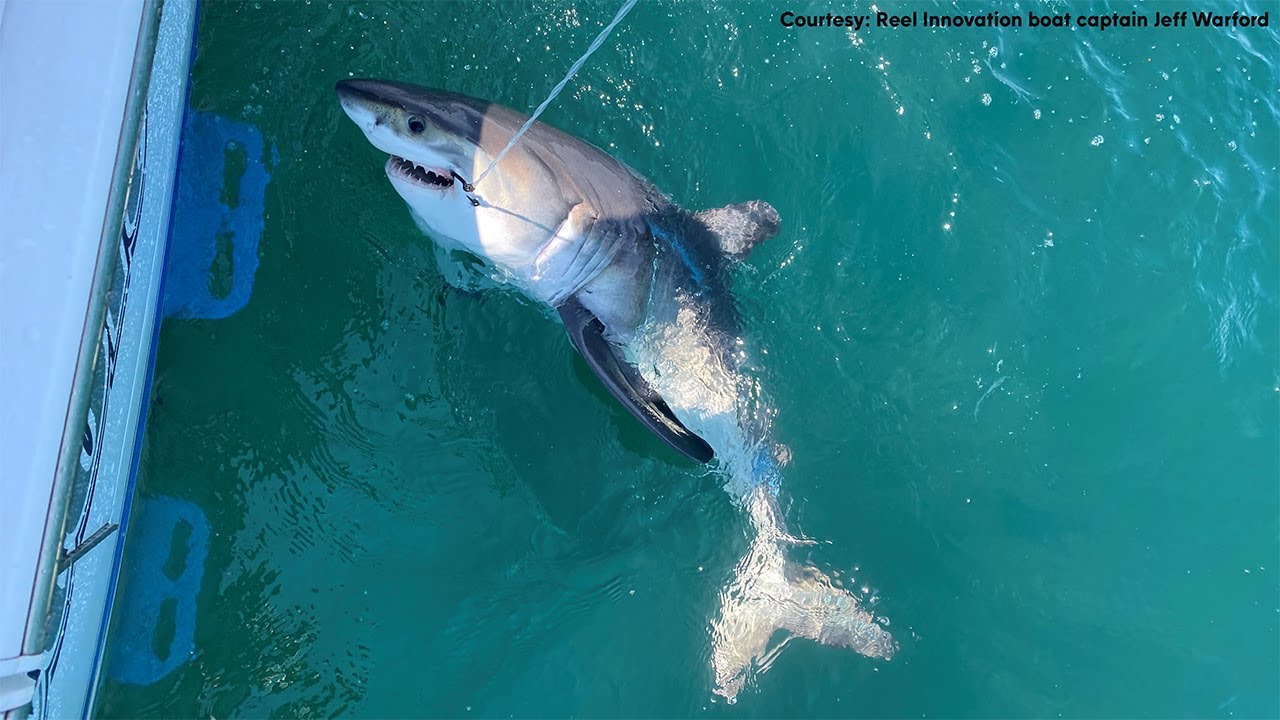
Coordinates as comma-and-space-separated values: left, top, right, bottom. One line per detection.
107, 497, 209, 686
162, 111, 273, 320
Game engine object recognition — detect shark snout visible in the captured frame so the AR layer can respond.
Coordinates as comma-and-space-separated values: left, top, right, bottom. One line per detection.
336, 77, 386, 99
335, 78, 382, 108
335, 79, 382, 131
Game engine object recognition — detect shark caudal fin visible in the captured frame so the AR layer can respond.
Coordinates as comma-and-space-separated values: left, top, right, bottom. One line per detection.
709, 487, 896, 702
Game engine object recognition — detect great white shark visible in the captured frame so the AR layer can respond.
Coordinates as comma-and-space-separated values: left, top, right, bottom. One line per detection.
335, 78, 896, 699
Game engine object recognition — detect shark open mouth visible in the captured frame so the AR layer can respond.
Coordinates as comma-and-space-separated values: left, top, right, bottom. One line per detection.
386, 155, 454, 189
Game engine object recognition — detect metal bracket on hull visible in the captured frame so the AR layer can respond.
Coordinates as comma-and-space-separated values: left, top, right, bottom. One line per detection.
56, 524, 120, 573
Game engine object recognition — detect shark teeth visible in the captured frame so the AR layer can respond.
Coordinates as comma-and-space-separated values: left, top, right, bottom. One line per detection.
388, 155, 454, 189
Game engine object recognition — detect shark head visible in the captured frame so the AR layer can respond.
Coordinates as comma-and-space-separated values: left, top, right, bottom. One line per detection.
336, 78, 654, 307
335, 78, 484, 198
336, 78, 514, 265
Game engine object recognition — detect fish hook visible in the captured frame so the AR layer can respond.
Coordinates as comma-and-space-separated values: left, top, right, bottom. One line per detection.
450, 170, 480, 206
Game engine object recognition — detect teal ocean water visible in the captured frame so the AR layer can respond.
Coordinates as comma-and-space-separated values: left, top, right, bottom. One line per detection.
98, 1, 1278, 716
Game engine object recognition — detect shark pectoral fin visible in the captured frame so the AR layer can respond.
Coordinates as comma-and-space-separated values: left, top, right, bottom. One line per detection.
557, 297, 714, 464
694, 200, 781, 258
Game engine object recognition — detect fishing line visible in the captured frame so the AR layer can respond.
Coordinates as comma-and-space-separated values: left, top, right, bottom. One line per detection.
458, 0, 640, 201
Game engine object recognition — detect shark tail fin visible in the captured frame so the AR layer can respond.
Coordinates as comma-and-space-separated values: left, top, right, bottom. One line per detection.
710, 490, 896, 702
694, 200, 781, 258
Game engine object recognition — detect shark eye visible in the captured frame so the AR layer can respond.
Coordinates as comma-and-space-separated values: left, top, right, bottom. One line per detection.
407, 115, 426, 134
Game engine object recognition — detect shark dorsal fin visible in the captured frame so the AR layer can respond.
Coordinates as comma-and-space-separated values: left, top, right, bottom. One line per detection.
694, 200, 781, 258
